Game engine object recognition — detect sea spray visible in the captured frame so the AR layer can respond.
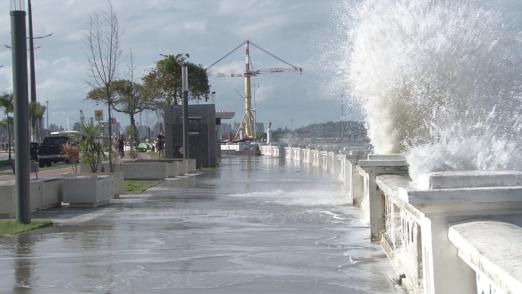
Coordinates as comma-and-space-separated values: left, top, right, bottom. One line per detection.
340, 0, 522, 180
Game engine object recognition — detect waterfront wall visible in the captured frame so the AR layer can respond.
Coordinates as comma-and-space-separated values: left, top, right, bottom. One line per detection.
260, 144, 522, 294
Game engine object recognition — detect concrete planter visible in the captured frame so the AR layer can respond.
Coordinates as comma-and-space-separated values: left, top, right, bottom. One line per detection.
185, 159, 196, 173
62, 174, 113, 208
135, 159, 184, 177
98, 172, 124, 198
120, 162, 168, 180
0, 180, 16, 218
0, 178, 63, 218
34, 178, 62, 209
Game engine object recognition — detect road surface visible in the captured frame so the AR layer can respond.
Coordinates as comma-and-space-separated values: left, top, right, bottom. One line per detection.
0, 155, 401, 293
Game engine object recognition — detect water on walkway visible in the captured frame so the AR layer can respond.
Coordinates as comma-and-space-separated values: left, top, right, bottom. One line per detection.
0, 156, 400, 293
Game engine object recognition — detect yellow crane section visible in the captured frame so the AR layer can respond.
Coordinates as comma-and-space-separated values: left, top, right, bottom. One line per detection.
206, 40, 302, 141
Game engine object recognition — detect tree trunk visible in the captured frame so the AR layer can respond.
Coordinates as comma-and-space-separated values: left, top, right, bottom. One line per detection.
7, 118, 11, 162
130, 113, 137, 159
107, 101, 113, 173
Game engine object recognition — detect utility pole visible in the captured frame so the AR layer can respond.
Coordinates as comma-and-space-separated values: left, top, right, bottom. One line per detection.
27, 0, 52, 142
139, 112, 142, 143
28, 0, 36, 104
340, 95, 344, 140
45, 100, 49, 130
182, 65, 189, 159
10, 1, 31, 224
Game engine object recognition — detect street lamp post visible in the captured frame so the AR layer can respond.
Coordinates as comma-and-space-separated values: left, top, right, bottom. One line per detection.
10, 0, 31, 224
28, 0, 36, 104
45, 100, 49, 130
181, 65, 189, 159
340, 95, 344, 140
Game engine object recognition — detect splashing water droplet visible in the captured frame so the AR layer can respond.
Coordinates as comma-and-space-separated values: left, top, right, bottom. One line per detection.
336, 0, 522, 180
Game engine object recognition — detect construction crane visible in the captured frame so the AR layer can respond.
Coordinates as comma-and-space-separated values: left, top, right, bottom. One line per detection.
206, 40, 302, 140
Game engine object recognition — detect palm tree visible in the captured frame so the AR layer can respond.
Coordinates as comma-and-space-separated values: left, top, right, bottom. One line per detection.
29, 101, 46, 141
0, 94, 14, 161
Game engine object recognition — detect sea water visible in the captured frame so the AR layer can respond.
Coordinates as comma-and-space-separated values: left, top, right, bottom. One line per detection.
337, 0, 522, 180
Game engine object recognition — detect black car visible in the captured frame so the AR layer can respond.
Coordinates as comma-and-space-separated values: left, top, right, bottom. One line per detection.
38, 136, 78, 167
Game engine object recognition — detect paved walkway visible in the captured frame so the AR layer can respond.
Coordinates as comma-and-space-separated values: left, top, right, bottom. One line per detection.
0, 156, 400, 293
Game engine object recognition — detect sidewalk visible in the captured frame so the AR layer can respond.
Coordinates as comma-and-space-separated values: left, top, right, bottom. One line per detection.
0, 156, 401, 293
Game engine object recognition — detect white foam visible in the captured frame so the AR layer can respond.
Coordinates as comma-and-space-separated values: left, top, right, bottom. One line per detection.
338, 0, 522, 180
229, 189, 350, 207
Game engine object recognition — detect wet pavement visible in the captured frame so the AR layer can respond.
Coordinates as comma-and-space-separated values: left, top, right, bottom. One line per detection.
0, 156, 401, 293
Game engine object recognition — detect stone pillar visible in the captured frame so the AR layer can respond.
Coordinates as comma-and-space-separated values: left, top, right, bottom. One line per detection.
284, 147, 292, 161
327, 151, 335, 173
346, 150, 371, 207
337, 153, 347, 183
357, 155, 409, 241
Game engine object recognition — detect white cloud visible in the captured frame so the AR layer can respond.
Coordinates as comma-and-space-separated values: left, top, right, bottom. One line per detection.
0, 0, 349, 129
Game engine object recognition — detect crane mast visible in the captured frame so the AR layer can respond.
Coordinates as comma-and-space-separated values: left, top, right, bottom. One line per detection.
206, 40, 302, 141
242, 41, 255, 139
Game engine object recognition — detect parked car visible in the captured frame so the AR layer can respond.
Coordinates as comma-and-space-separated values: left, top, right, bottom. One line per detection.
38, 136, 78, 167
136, 143, 149, 152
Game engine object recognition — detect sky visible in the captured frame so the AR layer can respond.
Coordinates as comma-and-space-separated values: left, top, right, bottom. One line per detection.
0, 0, 355, 130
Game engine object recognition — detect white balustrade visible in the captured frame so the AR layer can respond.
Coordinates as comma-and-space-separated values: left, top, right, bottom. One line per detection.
259, 145, 522, 294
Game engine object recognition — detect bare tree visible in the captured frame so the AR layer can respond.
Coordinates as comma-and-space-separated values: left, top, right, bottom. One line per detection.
87, 51, 155, 159
86, 1, 121, 173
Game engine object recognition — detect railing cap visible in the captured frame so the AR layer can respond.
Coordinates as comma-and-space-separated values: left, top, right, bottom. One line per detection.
448, 221, 522, 292
417, 170, 522, 190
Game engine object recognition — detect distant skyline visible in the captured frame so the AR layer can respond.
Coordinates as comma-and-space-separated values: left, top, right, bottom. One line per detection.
0, 0, 358, 130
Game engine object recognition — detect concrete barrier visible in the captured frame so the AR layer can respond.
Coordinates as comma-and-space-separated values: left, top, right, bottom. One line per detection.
100, 172, 124, 198
119, 162, 168, 180
0, 178, 63, 218
35, 178, 62, 209
0, 180, 16, 218
134, 159, 185, 177
62, 174, 113, 208
80, 158, 197, 180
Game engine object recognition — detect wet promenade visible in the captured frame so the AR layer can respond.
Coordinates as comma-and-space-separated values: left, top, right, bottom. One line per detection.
0, 156, 400, 293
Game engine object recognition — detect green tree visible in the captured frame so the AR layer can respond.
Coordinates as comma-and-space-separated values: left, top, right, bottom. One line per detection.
143, 53, 210, 106
88, 79, 154, 158
29, 101, 46, 142
0, 94, 14, 161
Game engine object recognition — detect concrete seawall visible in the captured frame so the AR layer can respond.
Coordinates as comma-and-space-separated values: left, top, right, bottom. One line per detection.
260, 144, 522, 294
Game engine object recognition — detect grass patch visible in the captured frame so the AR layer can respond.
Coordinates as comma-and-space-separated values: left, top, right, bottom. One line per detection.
0, 220, 53, 237
124, 180, 160, 194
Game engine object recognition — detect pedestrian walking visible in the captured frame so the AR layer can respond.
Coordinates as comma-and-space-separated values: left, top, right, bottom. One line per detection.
118, 136, 125, 159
